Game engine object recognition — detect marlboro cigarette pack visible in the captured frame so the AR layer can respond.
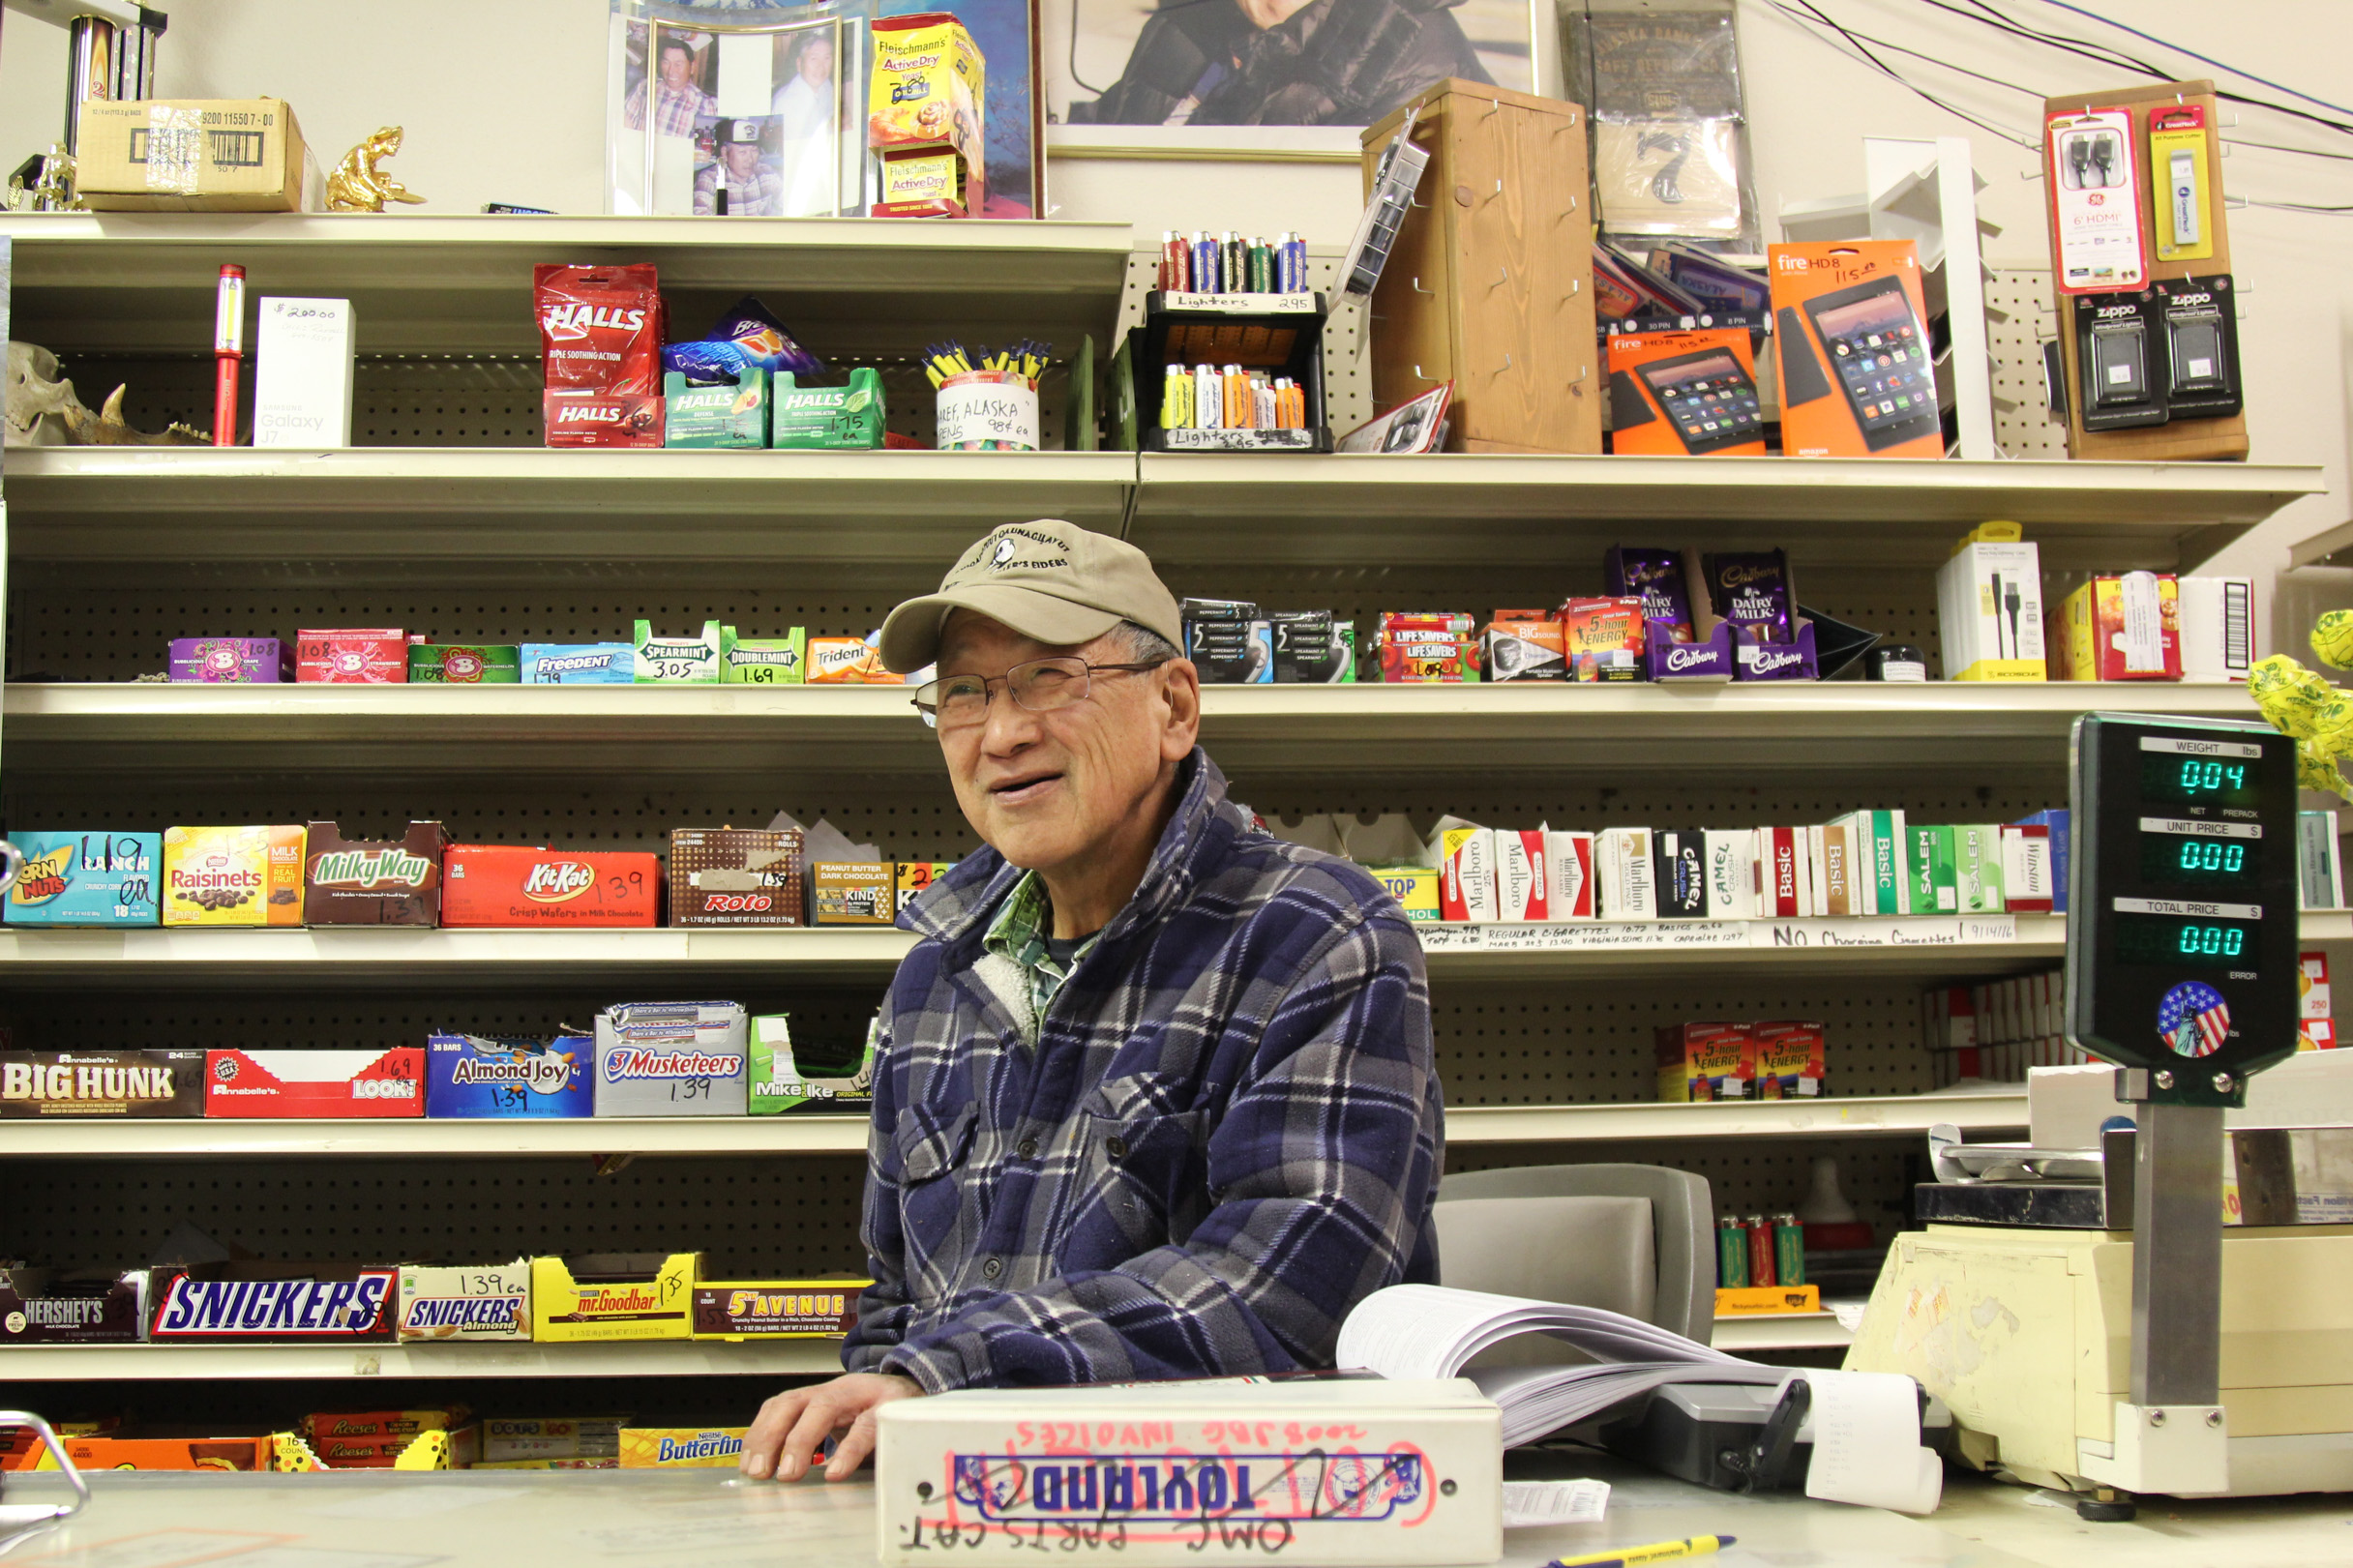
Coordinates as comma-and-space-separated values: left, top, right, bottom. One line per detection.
1432, 824, 1497, 923
1596, 828, 1656, 922
1494, 830, 1547, 921
1544, 831, 1596, 921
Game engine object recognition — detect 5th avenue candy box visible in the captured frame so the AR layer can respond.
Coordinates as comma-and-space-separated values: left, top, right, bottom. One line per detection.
4, 830, 162, 927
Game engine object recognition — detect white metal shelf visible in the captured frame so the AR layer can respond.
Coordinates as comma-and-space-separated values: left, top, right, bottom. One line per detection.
0, 680, 2262, 777
1712, 1313, 1858, 1352
0, 1338, 843, 1381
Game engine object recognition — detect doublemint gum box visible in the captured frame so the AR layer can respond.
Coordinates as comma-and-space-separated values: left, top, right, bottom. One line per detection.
663, 368, 767, 449
723, 632, 806, 684
409, 644, 521, 684
4, 831, 162, 927
634, 620, 730, 684
750, 1014, 877, 1115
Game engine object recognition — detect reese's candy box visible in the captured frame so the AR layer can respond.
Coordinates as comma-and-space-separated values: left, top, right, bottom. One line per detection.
440, 845, 660, 928
304, 820, 448, 927
398, 1259, 532, 1342
669, 827, 804, 927
305, 1425, 480, 1470
149, 1262, 399, 1343
2, 1050, 204, 1117
0, 1266, 148, 1343
5, 830, 162, 927
300, 1406, 471, 1440
163, 824, 306, 927
530, 1252, 701, 1343
205, 1047, 424, 1118
692, 1279, 867, 1339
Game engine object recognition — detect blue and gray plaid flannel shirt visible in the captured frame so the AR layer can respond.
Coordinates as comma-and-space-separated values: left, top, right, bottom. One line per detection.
843, 748, 1444, 1391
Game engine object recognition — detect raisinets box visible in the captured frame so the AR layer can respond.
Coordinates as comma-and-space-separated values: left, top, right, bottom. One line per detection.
163, 825, 307, 927
668, 828, 803, 927
4, 830, 162, 927
205, 1047, 425, 1118
440, 845, 660, 928
2, 1049, 204, 1117
594, 1001, 747, 1116
305, 820, 448, 927
425, 1032, 594, 1117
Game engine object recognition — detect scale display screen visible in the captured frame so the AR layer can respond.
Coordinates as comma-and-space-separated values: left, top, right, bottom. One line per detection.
2136, 816, 2262, 893
2112, 912, 2258, 970
2139, 753, 2262, 806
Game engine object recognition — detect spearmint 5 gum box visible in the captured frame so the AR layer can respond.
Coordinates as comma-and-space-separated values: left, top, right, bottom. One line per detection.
426, 1033, 595, 1117
594, 1001, 748, 1116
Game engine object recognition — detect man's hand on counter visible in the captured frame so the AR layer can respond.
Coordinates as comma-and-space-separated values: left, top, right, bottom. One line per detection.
741, 1371, 925, 1482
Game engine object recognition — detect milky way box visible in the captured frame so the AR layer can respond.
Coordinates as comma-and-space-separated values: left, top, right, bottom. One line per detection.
5, 830, 162, 927
594, 1000, 748, 1116
426, 1032, 595, 1118
305, 820, 448, 927
205, 1047, 425, 1118
0, 1267, 148, 1344
150, 1262, 398, 1343
669, 827, 804, 927
2, 1049, 204, 1117
168, 637, 286, 683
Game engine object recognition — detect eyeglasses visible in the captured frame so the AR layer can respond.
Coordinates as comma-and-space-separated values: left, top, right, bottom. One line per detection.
911, 656, 1168, 730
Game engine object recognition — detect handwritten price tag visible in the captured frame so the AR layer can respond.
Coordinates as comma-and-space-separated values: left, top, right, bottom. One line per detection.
938, 375, 1040, 452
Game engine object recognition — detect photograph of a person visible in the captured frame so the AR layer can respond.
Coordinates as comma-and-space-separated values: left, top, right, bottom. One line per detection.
694, 118, 786, 215
623, 27, 717, 135
771, 26, 843, 216
1054, 0, 1534, 128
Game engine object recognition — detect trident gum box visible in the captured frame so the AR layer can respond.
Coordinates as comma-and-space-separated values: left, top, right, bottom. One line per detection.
0, 1267, 148, 1343
669, 828, 804, 927
163, 825, 306, 927
2, 1050, 204, 1117
441, 845, 660, 928
594, 1001, 748, 1116
305, 820, 447, 927
397, 1259, 532, 1342
530, 1253, 701, 1343
150, 1262, 399, 1343
296, 629, 407, 683
426, 1032, 595, 1117
692, 1280, 867, 1339
5, 830, 162, 927
205, 1047, 425, 1118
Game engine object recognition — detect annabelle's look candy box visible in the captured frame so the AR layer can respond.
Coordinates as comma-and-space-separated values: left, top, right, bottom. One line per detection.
205, 1047, 425, 1118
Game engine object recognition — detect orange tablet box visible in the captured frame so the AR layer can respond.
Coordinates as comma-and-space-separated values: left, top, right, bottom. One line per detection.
1605, 329, 1767, 457
1766, 241, 1942, 459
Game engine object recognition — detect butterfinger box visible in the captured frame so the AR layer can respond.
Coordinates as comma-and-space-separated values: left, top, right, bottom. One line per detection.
619, 1427, 748, 1468
397, 1259, 531, 1343
6, 830, 163, 927
693, 1280, 868, 1339
1657, 1021, 1750, 1102
531, 1252, 701, 1343
0, 1267, 148, 1343
670, 828, 805, 927
150, 1262, 399, 1343
2, 1050, 205, 1117
305, 820, 447, 927
441, 845, 660, 928
164, 824, 306, 927
205, 1047, 425, 1118
594, 1000, 748, 1116
296, 629, 406, 683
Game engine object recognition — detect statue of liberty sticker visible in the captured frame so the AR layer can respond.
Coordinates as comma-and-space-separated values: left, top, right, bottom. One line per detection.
2159, 980, 2230, 1058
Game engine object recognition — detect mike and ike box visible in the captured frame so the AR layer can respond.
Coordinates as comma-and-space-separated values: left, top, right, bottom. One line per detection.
4, 830, 162, 927
530, 1253, 701, 1343
163, 825, 306, 927
441, 844, 660, 927
1767, 241, 1942, 459
2, 1049, 205, 1118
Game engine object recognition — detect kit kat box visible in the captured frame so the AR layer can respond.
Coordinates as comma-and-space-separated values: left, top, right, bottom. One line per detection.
149, 1262, 398, 1342
205, 1048, 425, 1118
441, 845, 660, 928
2, 1050, 204, 1117
305, 820, 448, 927
0, 1267, 148, 1344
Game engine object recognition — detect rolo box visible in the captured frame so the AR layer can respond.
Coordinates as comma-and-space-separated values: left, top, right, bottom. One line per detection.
397, 1257, 531, 1342
2, 1049, 204, 1117
531, 1252, 701, 1343
669, 827, 805, 927
693, 1280, 868, 1339
441, 845, 660, 928
5, 830, 162, 927
304, 819, 448, 927
149, 1262, 399, 1343
205, 1047, 424, 1118
163, 825, 306, 927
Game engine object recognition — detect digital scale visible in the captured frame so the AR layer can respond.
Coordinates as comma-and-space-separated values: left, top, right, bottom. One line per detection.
1851, 714, 2353, 1516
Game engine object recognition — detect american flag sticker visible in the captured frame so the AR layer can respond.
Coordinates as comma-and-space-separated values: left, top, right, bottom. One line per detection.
2159, 981, 2231, 1058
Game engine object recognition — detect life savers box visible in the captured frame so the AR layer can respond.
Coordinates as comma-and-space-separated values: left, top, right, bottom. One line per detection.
204, 1047, 425, 1118
396, 1258, 532, 1343
163, 824, 306, 927
425, 1032, 595, 1118
692, 1280, 867, 1339
149, 1263, 399, 1343
305, 819, 448, 927
0, 1267, 147, 1344
1, 1050, 205, 1117
3, 830, 162, 927
594, 1000, 748, 1116
440, 844, 661, 928
669, 827, 805, 927
530, 1252, 701, 1343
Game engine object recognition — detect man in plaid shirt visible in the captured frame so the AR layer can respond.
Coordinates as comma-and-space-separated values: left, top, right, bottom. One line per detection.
624, 34, 715, 138
742, 519, 1443, 1483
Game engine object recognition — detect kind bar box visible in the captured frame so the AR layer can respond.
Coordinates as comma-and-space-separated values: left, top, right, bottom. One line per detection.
296, 629, 407, 683
635, 619, 731, 684
397, 1258, 531, 1343
150, 1263, 399, 1343
168, 637, 286, 683
77, 98, 315, 213
693, 1280, 867, 1339
531, 1253, 701, 1343
670, 828, 805, 927
811, 861, 896, 925
1752, 1021, 1826, 1099
521, 643, 635, 683
0, 1267, 148, 1344
408, 644, 521, 684
6, 830, 162, 927
426, 1033, 595, 1118
1657, 1021, 1750, 1102
441, 845, 660, 928
594, 1001, 749, 1116
895, 861, 956, 917
164, 825, 306, 927
2, 1050, 204, 1117
205, 1047, 425, 1118
750, 1014, 877, 1115
304, 820, 447, 927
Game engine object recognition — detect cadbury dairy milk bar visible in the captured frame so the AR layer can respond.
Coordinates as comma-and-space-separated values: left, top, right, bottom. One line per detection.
1704, 550, 1794, 644
1606, 547, 1695, 642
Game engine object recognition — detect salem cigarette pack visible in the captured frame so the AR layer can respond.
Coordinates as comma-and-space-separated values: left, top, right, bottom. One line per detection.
296, 628, 406, 683
304, 819, 447, 927
163, 824, 306, 927
204, 1047, 425, 1118
425, 1032, 595, 1118
6, 830, 161, 927
0, 1267, 148, 1344
692, 1280, 868, 1339
1656, 1021, 1751, 1102
149, 1262, 399, 1343
1955, 824, 2007, 913
1908, 824, 1959, 913
670, 827, 804, 927
530, 1252, 701, 1343
441, 844, 660, 928
397, 1258, 532, 1342
1, 1049, 204, 1117
594, 1000, 749, 1116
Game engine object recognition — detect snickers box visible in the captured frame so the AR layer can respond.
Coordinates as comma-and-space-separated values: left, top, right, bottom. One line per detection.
397, 1259, 532, 1342
530, 1253, 701, 1343
150, 1262, 399, 1342
305, 820, 448, 927
426, 1032, 594, 1118
6, 830, 163, 927
441, 845, 660, 928
692, 1279, 869, 1339
594, 1001, 748, 1116
669, 828, 804, 927
205, 1047, 425, 1118
2, 1050, 204, 1117
0, 1267, 148, 1343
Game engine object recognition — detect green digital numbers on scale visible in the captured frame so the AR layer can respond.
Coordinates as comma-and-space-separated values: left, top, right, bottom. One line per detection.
2069, 714, 2300, 1107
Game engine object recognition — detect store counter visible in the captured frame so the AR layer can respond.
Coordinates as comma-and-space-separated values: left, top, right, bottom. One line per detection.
2, 1457, 2342, 1568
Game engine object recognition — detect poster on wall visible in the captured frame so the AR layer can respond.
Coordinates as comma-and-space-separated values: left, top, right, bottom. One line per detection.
607, 0, 1043, 219
1048, 0, 1534, 134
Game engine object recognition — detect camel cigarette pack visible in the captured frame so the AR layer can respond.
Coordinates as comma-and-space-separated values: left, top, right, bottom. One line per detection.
635, 619, 731, 683
1752, 1021, 1826, 1099
1703, 829, 1758, 920
5, 830, 162, 927
750, 1013, 876, 1114
530, 1252, 701, 1343
163, 824, 306, 927
296, 628, 406, 683
440, 845, 660, 927
0, 1267, 148, 1343
426, 1032, 595, 1117
1656, 1022, 1751, 1102
693, 1280, 866, 1339
594, 1001, 748, 1116
723, 633, 807, 683
149, 1263, 399, 1342
1653, 829, 1708, 919
2, 1049, 204, 1117
168, 637, 286, 683
304, 819, 447, 926
670, 827, 805, 927
620, 1427, 750, 1468
812, 861, 897, 924
397, 1258, 532, 1342
204, 1047, 425, 1118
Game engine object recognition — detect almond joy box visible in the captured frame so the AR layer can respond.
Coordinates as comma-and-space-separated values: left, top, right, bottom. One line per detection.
305, 821, 448, 927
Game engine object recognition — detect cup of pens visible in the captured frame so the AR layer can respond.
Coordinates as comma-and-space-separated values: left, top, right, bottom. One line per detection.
929, 339, 1046, 452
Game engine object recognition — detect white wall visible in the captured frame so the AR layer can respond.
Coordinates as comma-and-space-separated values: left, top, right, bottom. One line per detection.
1, 0, 2343, 608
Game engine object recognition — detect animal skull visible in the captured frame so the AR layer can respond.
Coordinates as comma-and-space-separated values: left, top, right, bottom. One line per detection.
5, 340, 209, 446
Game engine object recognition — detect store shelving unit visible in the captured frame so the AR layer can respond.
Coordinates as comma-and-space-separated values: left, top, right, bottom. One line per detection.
0, 1340, 843, 1381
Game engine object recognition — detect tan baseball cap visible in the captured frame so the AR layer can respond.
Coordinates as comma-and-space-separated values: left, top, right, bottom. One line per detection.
878, 519, 1184, 673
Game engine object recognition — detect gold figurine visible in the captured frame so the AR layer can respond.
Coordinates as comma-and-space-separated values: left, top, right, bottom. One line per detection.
326, 126, 427, 213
